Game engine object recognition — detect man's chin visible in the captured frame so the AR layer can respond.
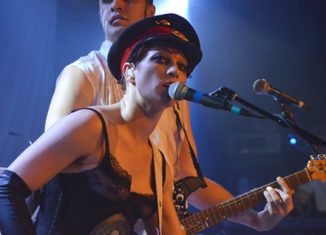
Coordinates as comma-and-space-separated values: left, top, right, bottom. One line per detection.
106, 26, 127, 42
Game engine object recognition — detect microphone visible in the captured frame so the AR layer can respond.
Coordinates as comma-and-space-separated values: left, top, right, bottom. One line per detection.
253, 79, 309, 109
168, 82, 253, 117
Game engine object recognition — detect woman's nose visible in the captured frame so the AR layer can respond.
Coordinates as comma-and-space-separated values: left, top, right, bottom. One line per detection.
167, 65, 179, 79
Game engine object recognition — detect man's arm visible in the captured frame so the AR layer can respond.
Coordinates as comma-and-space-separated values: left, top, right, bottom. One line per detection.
45, 65, 94, 130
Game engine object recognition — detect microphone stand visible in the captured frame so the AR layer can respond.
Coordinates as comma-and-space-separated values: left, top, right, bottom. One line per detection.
234, 96, 326, 151
211, 87, 326, 151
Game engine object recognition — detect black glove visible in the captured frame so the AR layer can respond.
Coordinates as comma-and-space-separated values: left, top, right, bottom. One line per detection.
0, 170, 36, 235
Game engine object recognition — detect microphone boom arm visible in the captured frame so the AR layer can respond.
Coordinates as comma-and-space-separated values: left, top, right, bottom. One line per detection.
234, 96, 326, 149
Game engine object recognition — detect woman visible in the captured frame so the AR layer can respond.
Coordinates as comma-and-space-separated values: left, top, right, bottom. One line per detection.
0, 14, 201, 234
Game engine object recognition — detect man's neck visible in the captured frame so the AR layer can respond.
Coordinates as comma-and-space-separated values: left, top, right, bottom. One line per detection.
99, 40, 113, 59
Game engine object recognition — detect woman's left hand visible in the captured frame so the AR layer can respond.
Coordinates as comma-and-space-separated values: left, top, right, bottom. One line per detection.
257, 176, 294, 231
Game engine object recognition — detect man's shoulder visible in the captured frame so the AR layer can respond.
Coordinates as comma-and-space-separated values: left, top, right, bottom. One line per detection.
67, 41, 111, 73
65, 49, 108, 77
73, 50, 103, 67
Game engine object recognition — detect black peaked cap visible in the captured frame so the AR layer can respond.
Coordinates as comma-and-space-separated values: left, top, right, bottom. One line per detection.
107, 13, 202, 80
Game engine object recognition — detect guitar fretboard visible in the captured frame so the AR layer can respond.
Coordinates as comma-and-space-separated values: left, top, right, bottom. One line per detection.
181, 168, 311, 234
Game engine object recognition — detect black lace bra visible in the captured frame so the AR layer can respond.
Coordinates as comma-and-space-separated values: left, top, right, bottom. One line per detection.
35, 108, 166, 235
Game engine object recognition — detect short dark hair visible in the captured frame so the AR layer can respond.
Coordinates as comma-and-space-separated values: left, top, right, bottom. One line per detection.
147, 0, 153, 5
127, 41, 190, 76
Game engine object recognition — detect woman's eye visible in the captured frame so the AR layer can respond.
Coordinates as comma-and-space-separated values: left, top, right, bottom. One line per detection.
178, 63, 188, 73
152, 55, 167, 64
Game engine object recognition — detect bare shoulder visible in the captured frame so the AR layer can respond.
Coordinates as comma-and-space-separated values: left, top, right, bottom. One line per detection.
46, 108, 105, 146
44, 108, 106, 162
61, 108, 104, 134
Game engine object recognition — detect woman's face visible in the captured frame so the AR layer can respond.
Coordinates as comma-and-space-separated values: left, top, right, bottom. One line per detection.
133, 48, 188, 112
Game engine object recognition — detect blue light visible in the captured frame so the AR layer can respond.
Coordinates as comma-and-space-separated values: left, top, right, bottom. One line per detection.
289, 137, 297, 145
155, 0, 189, 18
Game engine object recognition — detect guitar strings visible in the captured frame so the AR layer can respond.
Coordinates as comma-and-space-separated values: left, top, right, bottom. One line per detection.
181, 169, 310, 233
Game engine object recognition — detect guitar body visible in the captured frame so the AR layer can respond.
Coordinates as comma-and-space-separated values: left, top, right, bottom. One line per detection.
89, 213, 132, 235
173, 155, 326, 235
173, 176, 207, 219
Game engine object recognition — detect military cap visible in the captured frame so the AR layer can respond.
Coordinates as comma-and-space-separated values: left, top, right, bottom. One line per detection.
108, 13, 202, 80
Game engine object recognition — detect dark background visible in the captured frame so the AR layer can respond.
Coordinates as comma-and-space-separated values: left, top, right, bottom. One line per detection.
0, 0, 326, 234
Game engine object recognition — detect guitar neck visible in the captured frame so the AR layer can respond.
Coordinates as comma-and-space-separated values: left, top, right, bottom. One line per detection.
182, 168, 311, 234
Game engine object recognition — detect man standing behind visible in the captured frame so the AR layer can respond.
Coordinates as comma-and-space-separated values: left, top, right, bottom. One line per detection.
45, 0, 156, 129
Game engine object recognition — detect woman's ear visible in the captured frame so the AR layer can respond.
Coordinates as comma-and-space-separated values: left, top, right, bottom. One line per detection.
122, 63, 135, 84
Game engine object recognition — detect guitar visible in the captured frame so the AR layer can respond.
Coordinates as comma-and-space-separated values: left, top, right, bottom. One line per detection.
173, 154, 326, 235
89, 213, 131, 235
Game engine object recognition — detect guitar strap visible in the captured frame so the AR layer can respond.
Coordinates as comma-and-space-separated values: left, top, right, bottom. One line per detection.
173, 102, 206, 182
151, 141, 164, 235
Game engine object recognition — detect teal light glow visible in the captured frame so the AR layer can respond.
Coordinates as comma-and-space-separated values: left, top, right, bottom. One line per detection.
289, 137, 297, 145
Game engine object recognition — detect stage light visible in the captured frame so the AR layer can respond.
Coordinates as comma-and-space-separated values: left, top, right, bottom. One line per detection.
155, 0, 189, 18
289, 136, 297, 145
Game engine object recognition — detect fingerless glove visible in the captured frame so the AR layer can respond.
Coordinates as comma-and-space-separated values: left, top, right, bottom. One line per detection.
0, 170, 35, 235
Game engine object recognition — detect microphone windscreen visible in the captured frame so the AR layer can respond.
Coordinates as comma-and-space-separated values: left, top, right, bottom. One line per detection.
168, 82, 185, 100
253, 79, 269, 94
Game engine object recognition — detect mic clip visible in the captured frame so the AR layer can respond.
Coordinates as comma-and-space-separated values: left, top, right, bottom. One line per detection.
208, 87, 237, 102
278, 101, 294, 120
209, 87, 257, 118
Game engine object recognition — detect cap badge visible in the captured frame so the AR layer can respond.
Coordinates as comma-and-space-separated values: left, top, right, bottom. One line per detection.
171, 29, 189, 42
155, 19, 171, 26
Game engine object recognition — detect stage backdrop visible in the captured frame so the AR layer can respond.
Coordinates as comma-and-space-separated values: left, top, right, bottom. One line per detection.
0, 0, 326, 234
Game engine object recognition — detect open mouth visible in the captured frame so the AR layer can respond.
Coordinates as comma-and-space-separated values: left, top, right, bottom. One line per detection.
162, 82, 173, 88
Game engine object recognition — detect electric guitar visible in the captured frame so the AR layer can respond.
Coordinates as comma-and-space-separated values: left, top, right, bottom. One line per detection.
173, 154, 326, 235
